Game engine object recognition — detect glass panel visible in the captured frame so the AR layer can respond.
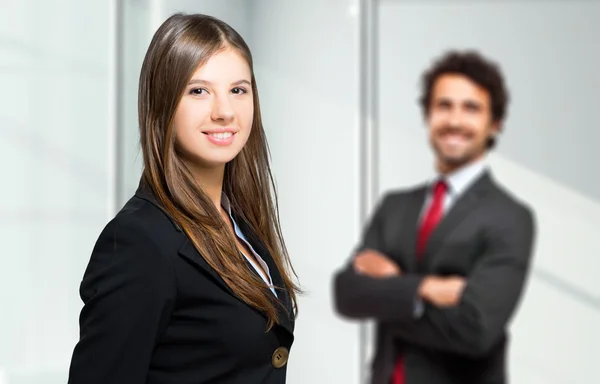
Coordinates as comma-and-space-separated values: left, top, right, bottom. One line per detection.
120, 0, 154, 202
0, 1, 111, 383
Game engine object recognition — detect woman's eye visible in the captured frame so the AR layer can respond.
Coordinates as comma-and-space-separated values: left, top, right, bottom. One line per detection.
231, 87, 247, 95
190, 88, 207, 95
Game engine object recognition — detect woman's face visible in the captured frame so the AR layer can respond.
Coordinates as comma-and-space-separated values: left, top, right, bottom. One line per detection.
174, 48, 254, 171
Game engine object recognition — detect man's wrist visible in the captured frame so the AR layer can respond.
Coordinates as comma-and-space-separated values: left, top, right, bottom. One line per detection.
417, 275, 440, 302
417, 276, 435, 301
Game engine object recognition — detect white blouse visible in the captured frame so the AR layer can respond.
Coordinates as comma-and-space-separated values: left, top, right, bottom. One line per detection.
221, 195, 277, 298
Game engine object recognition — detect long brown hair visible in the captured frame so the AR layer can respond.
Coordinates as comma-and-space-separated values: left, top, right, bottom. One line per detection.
138, 13, 299, 329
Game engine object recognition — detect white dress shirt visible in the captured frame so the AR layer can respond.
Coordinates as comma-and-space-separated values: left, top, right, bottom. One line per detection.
414, 157, 488, 317
221, 194, 278, 298
420, 157, 488, 221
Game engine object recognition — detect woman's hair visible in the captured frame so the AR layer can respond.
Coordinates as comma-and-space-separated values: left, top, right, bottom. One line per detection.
138, 13, 299, 329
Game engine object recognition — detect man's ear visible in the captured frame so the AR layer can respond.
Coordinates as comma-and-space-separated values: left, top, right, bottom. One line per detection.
490, 120, 501, 136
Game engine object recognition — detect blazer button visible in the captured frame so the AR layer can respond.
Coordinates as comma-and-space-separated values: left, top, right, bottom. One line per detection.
271, 346, 289, 368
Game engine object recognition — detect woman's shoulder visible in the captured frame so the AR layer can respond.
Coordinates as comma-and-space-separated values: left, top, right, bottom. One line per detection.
94, 194, 184, 257
79, 195, 179, 314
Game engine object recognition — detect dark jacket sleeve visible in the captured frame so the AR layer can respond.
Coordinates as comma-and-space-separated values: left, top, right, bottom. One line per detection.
68, 214, 176, 384
386, 205, 536, 357
333, 193, 424, 322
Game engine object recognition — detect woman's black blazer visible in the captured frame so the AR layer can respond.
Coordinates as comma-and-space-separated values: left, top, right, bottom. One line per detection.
67, 180, 295, 384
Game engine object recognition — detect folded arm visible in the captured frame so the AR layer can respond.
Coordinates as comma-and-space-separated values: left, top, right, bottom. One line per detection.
333, 193, 425, 322
334, 263, 425, 321
386, 206, 536, 357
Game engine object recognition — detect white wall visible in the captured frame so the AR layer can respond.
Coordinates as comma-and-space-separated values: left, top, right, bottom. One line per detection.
251, 1, 363, 382
0, 1, 111, 383
378, 1, 600, 382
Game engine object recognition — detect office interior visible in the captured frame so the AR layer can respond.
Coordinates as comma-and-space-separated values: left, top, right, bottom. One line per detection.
2, 1, 598, 383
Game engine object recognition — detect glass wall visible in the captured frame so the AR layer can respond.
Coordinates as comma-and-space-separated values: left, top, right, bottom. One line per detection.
0, 1, 112, 383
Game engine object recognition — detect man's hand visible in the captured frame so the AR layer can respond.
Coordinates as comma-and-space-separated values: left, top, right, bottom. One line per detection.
353, 249, 401, 278
418, 276, 467, 307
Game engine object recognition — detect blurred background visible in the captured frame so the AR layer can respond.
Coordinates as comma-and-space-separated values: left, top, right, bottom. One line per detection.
1, 0, 599, 383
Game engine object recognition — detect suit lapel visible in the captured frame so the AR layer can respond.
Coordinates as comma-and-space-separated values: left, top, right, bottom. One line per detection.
134, 191, 237, 299
397, 187, 427, 272
134, 178, 294, 335
235, 216, 295, 334
420, 171, 493, 267
178, 217, 294, 335
177, 238, 237, 295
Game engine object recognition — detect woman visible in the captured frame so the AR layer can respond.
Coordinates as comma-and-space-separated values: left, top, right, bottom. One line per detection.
68, 13, 300, 384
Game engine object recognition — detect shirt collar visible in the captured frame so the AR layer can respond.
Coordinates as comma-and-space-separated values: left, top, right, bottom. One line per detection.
432, 156, 487, 197
221, 193, 233, 215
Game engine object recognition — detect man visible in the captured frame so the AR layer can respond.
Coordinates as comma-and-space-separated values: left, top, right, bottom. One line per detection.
333, 50, 536, 384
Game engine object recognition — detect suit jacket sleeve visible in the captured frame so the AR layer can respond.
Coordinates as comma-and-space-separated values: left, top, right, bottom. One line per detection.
386, 205, 536, 357
333, 193, 424, 322
68, 214, 176, 384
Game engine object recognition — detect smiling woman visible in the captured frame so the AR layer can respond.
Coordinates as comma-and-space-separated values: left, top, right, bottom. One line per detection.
67, 13, 300, 384
175, 50, 254, 166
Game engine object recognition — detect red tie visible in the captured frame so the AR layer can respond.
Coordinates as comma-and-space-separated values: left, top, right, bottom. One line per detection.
391, 179, 447, 384
416, 179, 448, 258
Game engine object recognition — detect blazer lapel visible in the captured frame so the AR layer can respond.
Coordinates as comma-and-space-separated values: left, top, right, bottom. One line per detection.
134, 179, 239, 297
177, 238, 238, 296
179, 218, 294, 335
396, 187, 427, 272
134, 177, 294, 335
235, 216, 295, 334
420, 171, 493, 266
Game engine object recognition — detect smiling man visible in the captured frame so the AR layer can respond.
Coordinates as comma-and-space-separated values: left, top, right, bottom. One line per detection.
334, 51, 536, 384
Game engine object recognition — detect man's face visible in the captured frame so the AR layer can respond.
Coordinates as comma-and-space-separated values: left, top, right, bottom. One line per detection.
426, 73, 499, 173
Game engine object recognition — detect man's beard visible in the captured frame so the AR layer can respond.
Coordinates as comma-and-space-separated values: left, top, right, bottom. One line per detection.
430, 125, 488, 169
432, 140, 480, 169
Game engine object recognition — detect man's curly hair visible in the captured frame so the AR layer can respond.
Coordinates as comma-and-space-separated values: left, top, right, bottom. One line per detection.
418, 50, 509, 149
